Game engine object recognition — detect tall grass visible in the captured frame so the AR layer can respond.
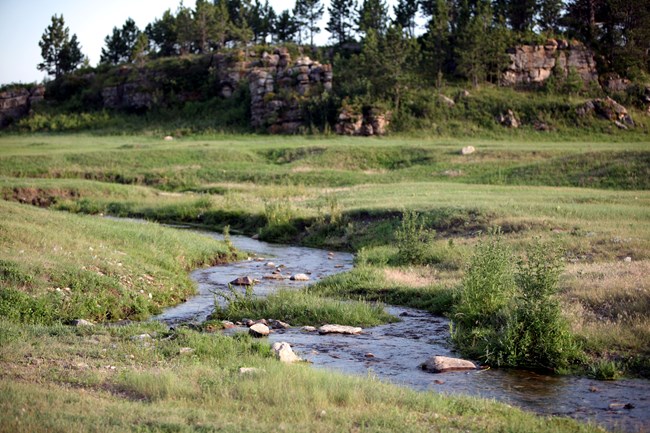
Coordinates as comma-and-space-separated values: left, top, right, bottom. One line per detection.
212, 287, 396, 327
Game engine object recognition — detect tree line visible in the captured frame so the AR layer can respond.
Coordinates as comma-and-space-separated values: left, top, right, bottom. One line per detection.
39, 0, 650, 85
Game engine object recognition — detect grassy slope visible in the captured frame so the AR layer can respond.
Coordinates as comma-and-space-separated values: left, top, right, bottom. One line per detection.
0, 200, 240, 323
0, 132, 648, 431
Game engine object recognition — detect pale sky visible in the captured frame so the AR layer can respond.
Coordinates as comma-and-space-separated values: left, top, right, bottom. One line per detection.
0, 0, 401, 86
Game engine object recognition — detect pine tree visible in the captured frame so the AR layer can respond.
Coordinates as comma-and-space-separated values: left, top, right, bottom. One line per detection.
422, 0, 451, 87
393, 0, 418, 37
274, 10, 299, 43
357, 0, 389, 38
131, 33, 149, 65
193, 0, 218, 53
326, 0, 357, 45
537, 0, 563, 33
175, 4, 194, 54
145, 10, 178, 57
506, 0, 537, 32
294, 0, 324, 46
38, 14, 84, 78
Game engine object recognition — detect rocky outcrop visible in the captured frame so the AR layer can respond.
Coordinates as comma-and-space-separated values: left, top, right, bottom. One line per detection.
420, 356, 477, 373
0, 85, 44, 128
335, 107, 391, 136
577, 97, 634, 128
497, 109, 520, 128
249, 48, 332, 133
502, 39, 598, 86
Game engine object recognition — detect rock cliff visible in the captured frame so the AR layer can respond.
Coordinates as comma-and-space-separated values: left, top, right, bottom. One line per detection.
0, 86, 44, 128
249, 48, 332, 133
502, 39, 598, 86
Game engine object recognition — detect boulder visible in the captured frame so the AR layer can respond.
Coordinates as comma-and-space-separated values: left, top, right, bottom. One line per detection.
290, 273, 310, 281
461, 146, 475, 155
271, 342, 302, 363
318, 324, 362, 335
301, 326, 317, 332
421, 356, 477, 373
249, 323, 270, 337
578, 97, 634, 126
497, 109, 520, 128
439, 94, 455, 107
70, 319, 94, 327
268, 319, 290, 329
230, 276, 255, 286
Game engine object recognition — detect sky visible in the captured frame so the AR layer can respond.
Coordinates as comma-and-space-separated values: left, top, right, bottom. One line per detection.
0, 0, 400, 86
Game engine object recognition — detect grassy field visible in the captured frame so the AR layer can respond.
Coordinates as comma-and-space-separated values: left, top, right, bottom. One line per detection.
0, 131, 648, 431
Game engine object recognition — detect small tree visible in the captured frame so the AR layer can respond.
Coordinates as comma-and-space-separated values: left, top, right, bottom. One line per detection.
38, 14, 84, 78
100, 18, 142, 65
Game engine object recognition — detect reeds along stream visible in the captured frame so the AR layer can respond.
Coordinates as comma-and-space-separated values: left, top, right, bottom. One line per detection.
155, 233, 650, 433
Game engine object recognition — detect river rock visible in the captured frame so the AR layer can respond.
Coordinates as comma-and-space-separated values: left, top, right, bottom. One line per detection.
421, 355, 477, 373
271, 342, 302, 363
461, 146, 475, 155
290, 273, 310, 281
230, 276, 255, 286
71, 319, 94, 327
318, 324, 362, 335
263, 273, 285, 280
268, 319, 290, 329
301, 326, 317, 332
249, 323, 270, 337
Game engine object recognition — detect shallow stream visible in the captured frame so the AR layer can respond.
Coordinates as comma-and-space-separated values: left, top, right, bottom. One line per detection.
155, 233, 650, 433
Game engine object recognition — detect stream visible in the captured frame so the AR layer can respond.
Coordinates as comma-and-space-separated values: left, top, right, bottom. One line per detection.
154, 233, 650, 433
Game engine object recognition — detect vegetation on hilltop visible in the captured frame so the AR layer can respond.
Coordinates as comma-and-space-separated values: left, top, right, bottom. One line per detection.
5, 0, 648, 135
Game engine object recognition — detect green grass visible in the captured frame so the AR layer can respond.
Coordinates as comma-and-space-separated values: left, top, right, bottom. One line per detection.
0, 319, 605, 433
211, 287, 397, 327
0, 200, 241, 324
0, 131, 648, 429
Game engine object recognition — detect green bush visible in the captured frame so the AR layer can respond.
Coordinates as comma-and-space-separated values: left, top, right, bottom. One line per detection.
452, 234, 579, 371
395, 210, 435, 265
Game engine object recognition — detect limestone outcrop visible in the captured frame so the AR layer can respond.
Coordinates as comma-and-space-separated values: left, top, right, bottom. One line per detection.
502, 39, 598, 86
336, 107, 391, 136
249, 48, 332, 133
0, 86, 44, 127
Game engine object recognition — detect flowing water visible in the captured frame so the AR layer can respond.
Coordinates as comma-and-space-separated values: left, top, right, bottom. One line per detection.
155, 233, 650, 433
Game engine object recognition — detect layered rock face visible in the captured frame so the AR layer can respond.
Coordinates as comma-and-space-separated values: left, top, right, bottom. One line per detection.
502, 39, 598, 86
249, 48, 332, 133
0, 86, 44, 127
336, 107, 391, 136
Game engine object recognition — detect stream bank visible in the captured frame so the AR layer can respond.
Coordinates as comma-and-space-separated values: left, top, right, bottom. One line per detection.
154, 232, 650, 433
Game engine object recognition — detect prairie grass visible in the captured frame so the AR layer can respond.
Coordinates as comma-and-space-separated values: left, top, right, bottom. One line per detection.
0, 320, 604, 433
0, 200, 241, 323
212, 288, 397, 327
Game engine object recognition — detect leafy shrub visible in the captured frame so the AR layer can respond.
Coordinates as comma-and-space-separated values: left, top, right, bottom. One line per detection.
452, 233, 579, 371
395, 210, 435, 265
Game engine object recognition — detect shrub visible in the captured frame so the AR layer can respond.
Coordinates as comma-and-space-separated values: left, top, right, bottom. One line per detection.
395, 210, 435, 265
452, 234, 579, 371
